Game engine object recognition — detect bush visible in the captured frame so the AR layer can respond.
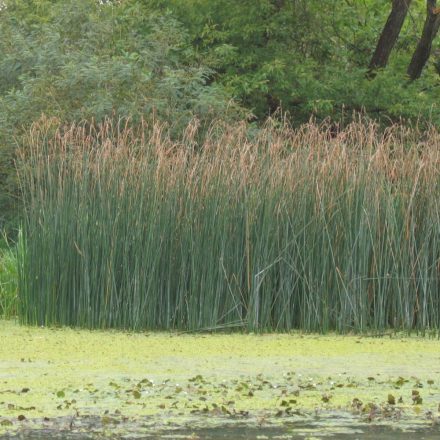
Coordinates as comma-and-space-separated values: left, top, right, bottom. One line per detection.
0, 237, 18, 318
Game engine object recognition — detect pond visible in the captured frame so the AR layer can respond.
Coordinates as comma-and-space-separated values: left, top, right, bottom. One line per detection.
1, 422, 440, 439
1, 321, 439, 439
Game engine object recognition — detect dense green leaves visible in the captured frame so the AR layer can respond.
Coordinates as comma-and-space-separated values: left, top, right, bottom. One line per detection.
0, 237, 18, 318
161, 0, 440, 122
0, 0, 237, 127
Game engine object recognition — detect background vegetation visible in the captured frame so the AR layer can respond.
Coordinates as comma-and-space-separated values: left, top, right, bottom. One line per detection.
0, 236, 18, 318
159, 0, 440, 121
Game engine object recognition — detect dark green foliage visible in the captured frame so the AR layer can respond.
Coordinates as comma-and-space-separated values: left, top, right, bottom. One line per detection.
18, 120, 440, 332
0, 235, 18, 317
162, 0, 440, 123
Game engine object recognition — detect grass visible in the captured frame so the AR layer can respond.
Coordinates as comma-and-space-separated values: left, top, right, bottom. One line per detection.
0, 236, 18, 318
17, 117, 440, 332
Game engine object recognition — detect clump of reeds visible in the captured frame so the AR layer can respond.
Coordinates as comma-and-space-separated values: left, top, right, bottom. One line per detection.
17, 117, 440, 333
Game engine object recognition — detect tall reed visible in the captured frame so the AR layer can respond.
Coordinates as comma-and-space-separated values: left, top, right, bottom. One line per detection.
17, 117, 440, 333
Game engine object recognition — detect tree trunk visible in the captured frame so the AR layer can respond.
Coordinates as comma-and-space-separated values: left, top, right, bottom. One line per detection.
407, 1, 440, 80
368, 0, 412, 75
272, 0, 285, 8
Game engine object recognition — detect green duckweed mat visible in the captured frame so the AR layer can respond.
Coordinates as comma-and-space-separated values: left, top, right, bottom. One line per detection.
0, 321, 439, 438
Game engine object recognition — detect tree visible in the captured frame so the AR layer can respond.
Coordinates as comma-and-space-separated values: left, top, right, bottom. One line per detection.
368, 0, 412, 75
407, 0, 440, 80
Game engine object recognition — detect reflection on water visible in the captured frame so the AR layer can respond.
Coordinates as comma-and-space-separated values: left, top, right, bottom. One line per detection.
180, 426, 440, 439
2, 425, 440, 440
181, 427, 440, 440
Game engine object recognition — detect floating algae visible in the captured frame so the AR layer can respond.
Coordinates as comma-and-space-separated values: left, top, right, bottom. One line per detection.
0, 321, 439, 438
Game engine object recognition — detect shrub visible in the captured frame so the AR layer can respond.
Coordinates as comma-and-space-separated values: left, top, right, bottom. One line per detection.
0, 237, 18, 317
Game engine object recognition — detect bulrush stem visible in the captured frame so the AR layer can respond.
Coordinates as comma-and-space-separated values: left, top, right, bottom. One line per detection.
17, 117, 440, 333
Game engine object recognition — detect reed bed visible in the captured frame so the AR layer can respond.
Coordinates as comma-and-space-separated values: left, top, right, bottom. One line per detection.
17, 118, 440, 333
